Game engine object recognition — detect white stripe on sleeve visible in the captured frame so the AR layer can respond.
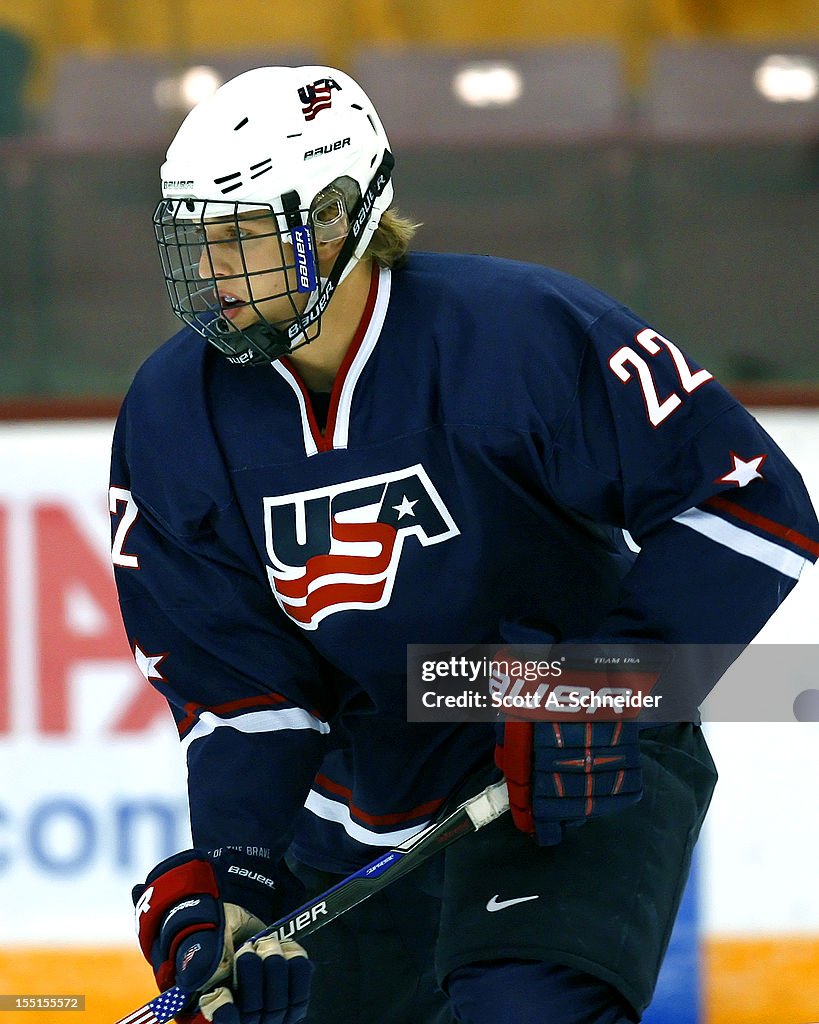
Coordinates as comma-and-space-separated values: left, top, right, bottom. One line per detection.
673, 507, 811, 580
304, 789, 429, 847
183, 707, 330, 749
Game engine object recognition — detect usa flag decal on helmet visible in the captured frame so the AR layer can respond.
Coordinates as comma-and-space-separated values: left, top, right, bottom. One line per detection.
263, 465, 459, 629
298, 76, 342, 121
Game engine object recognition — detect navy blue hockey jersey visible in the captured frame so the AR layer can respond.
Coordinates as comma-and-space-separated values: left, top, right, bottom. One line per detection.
110, 253, 819, 875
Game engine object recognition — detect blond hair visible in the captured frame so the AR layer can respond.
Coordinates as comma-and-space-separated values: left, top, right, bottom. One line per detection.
366, 208, 421, 268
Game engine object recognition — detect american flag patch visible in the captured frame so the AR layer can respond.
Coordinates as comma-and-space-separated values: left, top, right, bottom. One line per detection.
180, 942, 202, 972
114, 986, 189, 1024
298, 77, 341, 121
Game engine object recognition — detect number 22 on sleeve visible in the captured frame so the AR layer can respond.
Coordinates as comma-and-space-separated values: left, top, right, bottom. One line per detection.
608, 328, 713, 427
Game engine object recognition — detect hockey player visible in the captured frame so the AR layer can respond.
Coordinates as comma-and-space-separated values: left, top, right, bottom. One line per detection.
111, 66, 819, 1024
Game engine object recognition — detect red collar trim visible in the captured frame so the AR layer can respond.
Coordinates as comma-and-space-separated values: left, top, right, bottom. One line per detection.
283, 262, 381, 452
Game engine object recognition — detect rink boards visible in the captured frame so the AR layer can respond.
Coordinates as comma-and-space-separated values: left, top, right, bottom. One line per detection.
0, 416, 818, 1023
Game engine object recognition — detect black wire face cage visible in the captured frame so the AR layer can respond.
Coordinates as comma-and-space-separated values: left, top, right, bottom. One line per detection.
153, 197, 326, 365
154, 152, 395, 366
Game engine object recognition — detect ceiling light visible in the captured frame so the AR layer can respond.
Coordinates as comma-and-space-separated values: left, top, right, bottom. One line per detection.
753, 55, 819, 103
452, 63, 524, 108
154, 65, 223, 113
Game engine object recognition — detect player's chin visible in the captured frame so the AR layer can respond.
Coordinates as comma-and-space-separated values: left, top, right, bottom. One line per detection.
254, 300, 310, 331
222, 311, 254, 332
221, 308, 297, 340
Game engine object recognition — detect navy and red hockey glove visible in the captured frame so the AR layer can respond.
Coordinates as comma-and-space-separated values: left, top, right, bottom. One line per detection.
132, 849, 312, 1023
495, 720, 643, 846
493, 620, 646, 846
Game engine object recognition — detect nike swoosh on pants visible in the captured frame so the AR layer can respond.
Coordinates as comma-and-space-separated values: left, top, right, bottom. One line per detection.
486, 894, 540, 912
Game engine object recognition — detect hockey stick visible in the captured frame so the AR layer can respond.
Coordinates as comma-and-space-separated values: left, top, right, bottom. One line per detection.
114, 779, 509, 1024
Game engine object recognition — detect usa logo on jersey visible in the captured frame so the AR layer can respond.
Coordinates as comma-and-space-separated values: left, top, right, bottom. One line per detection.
263, 465, 459, 629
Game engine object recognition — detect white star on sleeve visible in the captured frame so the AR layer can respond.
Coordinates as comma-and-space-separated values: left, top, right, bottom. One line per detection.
716, 452, 767, 487
133, 643, 168, 682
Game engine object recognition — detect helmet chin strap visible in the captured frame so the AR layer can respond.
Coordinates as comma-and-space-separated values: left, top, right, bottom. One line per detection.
215, 151, 395, 366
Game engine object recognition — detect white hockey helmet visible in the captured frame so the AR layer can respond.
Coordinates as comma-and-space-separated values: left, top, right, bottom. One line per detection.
153, 65, 394, 365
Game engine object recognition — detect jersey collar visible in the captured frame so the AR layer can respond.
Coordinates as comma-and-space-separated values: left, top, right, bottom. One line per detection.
273, 264, 392, 456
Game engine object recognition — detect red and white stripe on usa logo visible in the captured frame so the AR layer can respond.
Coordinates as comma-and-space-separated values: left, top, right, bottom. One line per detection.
115, 986, 188, 1024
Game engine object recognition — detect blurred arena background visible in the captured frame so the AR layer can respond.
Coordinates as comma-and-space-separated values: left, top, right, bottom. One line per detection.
0, 2, 817, 1021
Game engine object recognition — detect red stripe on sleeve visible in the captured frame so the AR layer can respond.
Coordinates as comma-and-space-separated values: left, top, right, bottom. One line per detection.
176, 692, 291, 737
312, 774, 446, 828
705, 494, 819, 559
